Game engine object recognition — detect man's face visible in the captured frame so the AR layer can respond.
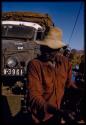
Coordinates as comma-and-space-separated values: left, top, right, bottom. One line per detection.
40, 46, 58, 61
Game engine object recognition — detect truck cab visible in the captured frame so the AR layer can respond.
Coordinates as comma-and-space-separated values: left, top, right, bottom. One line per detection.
1, 12, 53, 92
2, 20, 44, 76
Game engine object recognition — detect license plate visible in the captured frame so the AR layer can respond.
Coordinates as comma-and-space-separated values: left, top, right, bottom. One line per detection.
3, 68, 24, 76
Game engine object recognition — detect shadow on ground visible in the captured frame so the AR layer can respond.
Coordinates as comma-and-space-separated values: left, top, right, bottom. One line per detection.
1, 95, 33, 125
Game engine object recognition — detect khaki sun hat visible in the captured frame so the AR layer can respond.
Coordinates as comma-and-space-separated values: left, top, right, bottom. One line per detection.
35, 27, 67, 49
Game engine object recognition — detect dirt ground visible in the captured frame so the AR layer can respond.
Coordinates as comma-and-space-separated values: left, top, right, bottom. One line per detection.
1, 85, 86, 125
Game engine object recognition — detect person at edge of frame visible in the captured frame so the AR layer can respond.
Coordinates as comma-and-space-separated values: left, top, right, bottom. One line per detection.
63, 48, 71, 58
26, 27, 78, 125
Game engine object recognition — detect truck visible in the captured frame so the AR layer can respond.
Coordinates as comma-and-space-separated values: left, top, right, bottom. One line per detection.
1, 12, 54, 88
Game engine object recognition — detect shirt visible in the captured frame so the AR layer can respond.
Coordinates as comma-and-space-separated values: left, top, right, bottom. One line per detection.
27, 54, 72, 123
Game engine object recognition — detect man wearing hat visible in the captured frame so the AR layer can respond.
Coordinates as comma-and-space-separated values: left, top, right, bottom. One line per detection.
27, 27, 74, 124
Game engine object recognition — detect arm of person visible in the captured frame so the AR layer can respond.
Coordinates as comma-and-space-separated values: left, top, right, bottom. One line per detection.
27, 60, 53, 121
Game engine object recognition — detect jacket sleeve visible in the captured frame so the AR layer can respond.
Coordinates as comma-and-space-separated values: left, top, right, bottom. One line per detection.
66, 61, 72, 88
27, 60, 47, 120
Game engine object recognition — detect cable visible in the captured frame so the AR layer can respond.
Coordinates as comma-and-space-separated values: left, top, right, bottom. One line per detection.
68, 2, 83, 44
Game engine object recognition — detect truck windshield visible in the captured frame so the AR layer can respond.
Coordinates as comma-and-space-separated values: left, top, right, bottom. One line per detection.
2, 25, 35, 39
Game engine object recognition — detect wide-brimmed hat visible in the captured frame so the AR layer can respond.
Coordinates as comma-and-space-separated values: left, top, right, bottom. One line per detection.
35, 27, 67, 49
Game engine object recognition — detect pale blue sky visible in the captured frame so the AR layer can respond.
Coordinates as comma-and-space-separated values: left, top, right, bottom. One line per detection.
2, 1, 84, 50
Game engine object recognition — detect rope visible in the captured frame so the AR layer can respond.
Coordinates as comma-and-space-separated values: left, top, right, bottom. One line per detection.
68, 2, 83, 44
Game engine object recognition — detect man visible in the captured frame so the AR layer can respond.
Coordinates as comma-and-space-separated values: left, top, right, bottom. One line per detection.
27, 27, 75, 124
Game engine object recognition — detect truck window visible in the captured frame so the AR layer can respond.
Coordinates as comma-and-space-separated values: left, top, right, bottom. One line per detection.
2, 25, 35, 40
36, 29, 45, 40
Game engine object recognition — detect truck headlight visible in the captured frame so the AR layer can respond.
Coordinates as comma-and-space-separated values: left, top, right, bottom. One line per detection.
6, 57, 18, 68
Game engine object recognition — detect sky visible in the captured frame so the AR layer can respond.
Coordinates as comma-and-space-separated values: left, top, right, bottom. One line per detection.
2, 1, 84, 50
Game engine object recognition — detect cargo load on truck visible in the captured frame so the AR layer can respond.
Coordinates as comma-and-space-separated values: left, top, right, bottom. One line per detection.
2, 12, 54, 34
